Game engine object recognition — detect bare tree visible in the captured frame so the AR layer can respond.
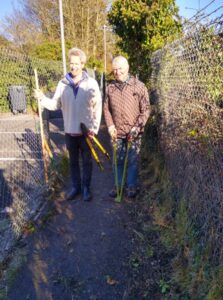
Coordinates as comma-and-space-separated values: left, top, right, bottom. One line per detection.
2, 0, 113, 64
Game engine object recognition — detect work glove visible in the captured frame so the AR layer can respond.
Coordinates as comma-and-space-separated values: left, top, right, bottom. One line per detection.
34, 89, 44, 101
108, 125, 117, 141
128, 127, 139, 141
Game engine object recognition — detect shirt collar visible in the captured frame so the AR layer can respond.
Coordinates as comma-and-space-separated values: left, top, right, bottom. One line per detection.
114, 75, 135, 87
66, 71, 88, 85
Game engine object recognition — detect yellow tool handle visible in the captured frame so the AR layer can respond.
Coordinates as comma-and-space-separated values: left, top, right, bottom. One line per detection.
34, 68, 48, 182
43, 138, 53, 159
86, 137, 103, 170
92, 136, 110, 160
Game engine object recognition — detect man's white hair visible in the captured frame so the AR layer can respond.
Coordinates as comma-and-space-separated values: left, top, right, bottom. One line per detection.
68, 47, 87, 64
112, 56, 129, 67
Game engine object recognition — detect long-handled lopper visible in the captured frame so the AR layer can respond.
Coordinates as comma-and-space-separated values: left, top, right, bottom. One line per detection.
114, 138, 131, 203
113, 141, 119, 198
80, 123, 110, 170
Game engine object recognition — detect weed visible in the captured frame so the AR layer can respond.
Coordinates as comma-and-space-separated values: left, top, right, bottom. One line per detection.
130, 256, 141, 269
48, 150, 69, 191
159, 279, 170, 294
131, 108, 222, 299
206, 266, 223, 300
39, 207, 57, 228
23, 221, 36, 235
0, 287, 7, 300
145, 244, 154, 258
0, 249, 27, 299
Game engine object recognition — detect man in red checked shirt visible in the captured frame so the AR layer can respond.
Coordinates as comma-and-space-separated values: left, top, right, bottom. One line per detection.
104, 56, 150, 198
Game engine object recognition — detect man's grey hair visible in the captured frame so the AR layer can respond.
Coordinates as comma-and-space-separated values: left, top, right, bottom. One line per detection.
112, 56, 129, 67
68, 47, 87, 64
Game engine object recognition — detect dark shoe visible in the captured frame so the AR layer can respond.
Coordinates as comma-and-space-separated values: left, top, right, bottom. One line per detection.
83, 187, 92, 201
127, 186, 137, 198
66, 187, 81, 200
109, 187, 117, 198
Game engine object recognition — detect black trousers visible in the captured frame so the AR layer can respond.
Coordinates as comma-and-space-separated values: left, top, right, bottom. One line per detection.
65, 134, 92, 189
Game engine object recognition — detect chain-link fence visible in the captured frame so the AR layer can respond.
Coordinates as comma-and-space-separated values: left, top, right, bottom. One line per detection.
0, 46, 101, 260
151, 14, 223, 264
0, 47, 63, 244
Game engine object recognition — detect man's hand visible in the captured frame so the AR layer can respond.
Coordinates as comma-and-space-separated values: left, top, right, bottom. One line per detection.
108, 125, 117, 141
34, 89, 44, 101
128, 127, 138, 141
87, 130, 95, 140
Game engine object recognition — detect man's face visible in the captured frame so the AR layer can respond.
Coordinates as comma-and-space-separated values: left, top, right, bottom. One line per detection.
112, 61, 129, 82
69, 55, 84, 77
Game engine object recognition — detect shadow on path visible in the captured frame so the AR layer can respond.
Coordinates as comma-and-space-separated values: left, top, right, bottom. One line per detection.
7, 124, 134, 300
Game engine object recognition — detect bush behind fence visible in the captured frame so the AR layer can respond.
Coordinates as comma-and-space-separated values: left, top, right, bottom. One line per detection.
151, 16, 223, 264
0, 47, 63, 113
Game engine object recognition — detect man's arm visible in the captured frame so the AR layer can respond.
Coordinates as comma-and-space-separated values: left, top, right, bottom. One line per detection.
34, 82, 62, 111
104, 87, 115, 128
90, 80, 102, 135
128, 84, 150, 141
134, 84, 150, 132
103, 88, 117, 140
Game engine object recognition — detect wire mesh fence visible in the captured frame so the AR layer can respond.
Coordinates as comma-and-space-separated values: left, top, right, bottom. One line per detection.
151, 14, 223, 264
0, 47, 63, 239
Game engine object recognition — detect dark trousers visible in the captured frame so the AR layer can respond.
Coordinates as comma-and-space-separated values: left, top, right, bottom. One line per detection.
65, 134, 92, 189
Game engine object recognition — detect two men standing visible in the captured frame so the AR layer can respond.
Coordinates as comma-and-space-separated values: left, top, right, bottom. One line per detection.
35, 49, 150, 201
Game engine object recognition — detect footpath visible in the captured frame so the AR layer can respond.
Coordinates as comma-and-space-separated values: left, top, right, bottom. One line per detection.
6, 123, 137, 300
5, 119, 171, 300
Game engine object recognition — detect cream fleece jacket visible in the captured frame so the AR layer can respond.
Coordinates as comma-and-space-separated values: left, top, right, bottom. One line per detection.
40, 74, 102, 134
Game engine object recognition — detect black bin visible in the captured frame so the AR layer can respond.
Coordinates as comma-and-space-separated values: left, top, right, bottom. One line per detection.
8, 85, 27, 114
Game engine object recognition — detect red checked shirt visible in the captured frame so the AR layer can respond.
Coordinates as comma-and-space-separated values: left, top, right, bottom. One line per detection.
104, 76, 150, 138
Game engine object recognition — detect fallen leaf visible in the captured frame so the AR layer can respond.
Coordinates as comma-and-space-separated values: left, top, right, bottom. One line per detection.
106, 275, 118, 285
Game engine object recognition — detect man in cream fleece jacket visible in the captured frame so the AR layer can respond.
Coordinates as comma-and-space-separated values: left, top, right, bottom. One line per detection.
34, 48, 102, 201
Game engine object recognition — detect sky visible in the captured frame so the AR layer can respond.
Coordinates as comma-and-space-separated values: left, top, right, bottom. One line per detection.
175, 0, 223, 20
0, 0, 222, 22
0, 0, 20, 21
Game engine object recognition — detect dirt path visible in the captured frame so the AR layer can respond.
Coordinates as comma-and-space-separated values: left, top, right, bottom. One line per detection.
7, 124, 135, 300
